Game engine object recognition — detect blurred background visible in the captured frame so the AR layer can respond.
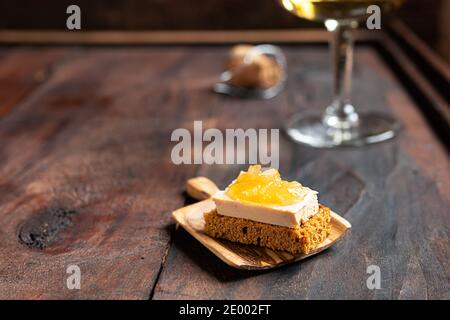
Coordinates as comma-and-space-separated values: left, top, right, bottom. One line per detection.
0, 0, 449, 63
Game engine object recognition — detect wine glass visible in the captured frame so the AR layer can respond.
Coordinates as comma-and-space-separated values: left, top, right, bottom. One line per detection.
279, 0, 404, 147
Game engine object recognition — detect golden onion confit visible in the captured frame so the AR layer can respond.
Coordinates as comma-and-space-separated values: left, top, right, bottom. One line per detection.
226, 165, 308, 206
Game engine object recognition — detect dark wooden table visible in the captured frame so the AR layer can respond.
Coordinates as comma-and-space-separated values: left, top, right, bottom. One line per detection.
0, 42, 449, 299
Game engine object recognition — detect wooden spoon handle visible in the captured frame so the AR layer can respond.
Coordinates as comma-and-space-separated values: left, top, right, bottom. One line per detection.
186, 177, 220, 201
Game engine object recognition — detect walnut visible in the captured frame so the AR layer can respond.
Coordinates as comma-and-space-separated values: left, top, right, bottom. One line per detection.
225, 45, 283, 89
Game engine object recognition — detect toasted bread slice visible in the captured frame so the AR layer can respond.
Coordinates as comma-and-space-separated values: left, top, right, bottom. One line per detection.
204, 205, 331, 254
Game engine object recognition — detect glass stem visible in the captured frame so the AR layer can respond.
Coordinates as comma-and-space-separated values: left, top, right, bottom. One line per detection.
323, 20, 359, 130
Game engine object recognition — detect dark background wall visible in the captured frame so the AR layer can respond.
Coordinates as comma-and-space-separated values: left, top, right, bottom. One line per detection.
0, 0, 448, 61
0, 0, 317, 30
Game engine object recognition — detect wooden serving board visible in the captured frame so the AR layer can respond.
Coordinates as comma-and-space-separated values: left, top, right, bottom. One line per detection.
172, 177, 351, 270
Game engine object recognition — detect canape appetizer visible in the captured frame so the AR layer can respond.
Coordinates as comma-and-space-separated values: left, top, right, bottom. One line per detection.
204, 165, 331, 254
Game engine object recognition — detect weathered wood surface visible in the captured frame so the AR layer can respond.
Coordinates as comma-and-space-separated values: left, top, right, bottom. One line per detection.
0, 45, 448, 299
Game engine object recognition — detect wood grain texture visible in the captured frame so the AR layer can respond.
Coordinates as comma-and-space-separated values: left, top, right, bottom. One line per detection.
152, 47, 450, 300
0, 48, 71, 117
0, 47, 211, 299
0, 29, 330, 45
0, 45, 448, 299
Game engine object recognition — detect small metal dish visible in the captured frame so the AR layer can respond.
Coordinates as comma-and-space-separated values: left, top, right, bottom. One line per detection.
213, 44, 287, 99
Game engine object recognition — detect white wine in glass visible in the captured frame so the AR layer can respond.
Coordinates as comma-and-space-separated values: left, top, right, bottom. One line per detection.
279, 0, 404, 147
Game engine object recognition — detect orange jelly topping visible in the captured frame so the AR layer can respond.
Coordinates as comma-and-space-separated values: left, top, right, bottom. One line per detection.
226, 165, 307, 206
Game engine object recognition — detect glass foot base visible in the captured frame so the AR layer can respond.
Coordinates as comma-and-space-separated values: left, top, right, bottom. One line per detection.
285, 111, 399, 148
